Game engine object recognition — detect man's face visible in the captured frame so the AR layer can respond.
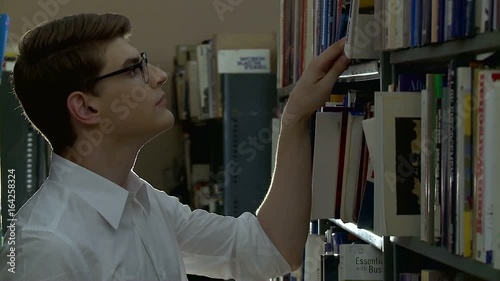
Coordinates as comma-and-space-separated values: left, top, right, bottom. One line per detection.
85, 37, 174, 145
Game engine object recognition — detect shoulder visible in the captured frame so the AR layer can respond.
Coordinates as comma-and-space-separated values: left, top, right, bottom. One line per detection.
141, 177, 188, 206
11, 179, 78, 235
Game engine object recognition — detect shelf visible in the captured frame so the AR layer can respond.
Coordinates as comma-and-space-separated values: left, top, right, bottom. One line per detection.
392, 237, 500, 281
338, 60, 380, 82
390, 31, 500, 64
277, 61, 379, 99
328, 218, 383, 251
277, 83, 295, 99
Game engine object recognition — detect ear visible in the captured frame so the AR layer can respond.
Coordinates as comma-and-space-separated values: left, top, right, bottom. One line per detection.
67, 91, 100, 126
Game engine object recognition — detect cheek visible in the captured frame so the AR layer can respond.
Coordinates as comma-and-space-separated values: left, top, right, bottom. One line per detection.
104, 87, 153, 120
129, 86, 151, 105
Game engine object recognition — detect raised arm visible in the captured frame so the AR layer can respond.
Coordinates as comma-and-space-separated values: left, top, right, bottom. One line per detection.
255, 38, 351, 270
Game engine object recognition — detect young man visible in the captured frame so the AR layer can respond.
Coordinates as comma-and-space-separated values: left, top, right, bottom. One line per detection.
0, 13, 350, 281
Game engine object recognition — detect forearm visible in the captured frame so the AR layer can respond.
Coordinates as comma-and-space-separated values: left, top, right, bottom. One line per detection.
256, 114, 312, 271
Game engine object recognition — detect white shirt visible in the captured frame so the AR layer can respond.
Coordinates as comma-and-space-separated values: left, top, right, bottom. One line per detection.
0, 153, 291, 281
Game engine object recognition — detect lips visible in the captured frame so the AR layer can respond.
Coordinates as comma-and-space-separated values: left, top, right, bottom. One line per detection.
155, 94, 166, 105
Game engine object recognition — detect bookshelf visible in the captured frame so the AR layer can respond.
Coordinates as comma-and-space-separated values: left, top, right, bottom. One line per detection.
392, 237, 500, 281
391, 31, 500, 64
275, 0, 500, 281
337, 60, 380, 82
277, 60, 381, 99
323, 219, 491, 280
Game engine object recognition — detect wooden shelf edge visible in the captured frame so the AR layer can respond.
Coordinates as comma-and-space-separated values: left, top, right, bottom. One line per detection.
328, 218, 384, 251
338, 60, 380, 83
390, 31, 500, 64
392, 237, 500, 280
277, 61, 380, 98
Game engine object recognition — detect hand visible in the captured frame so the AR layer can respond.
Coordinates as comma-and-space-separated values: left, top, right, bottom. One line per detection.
282, 38, 351, 125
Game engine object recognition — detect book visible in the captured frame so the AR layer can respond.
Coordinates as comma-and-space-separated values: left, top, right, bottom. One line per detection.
374, 91, 422, 237
338, 243, 383, 281
344, 0, 380, 59
0, 14, 9, 76
311, 110, 344, 220
217, 49, 271, 74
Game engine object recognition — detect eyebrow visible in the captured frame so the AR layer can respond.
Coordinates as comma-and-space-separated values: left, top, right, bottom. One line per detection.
121, 55, 141, 68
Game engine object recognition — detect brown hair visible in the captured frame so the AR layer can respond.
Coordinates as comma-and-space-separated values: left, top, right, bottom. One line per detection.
11, 13, 132, 154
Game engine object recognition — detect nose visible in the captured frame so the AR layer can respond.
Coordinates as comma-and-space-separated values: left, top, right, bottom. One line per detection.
149, 64, 168, 88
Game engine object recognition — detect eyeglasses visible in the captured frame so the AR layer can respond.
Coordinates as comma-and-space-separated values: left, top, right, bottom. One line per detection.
88, 52, 149, 85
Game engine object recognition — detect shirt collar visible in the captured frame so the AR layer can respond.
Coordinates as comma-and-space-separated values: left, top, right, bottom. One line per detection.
46, 152, 151, 230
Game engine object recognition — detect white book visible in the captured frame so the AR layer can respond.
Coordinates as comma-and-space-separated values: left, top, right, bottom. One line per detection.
217, 49, 271, 74
339, 244, 383, 281
196, 44, 211, 120
311, 111, 343, 220
490, 74, 500, 270
395, 0, 405, 49
304, 234, 323, 281
480, 0, 490, 32
374, 91, 422, 237
344, 0, 381, 59
477, 70, 500, 264
383, 0, 399, 50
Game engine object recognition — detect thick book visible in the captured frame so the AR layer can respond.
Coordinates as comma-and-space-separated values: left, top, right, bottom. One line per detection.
374, 91, 422, 237
475, 69, 500, 264
344, 0, 380, 59
311, 110, 343, 220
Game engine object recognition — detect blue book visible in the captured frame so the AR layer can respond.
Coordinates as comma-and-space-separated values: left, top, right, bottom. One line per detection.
398, 74, 427, 91
0, 14, 9, 74
465, 0, 475, 36
438, 0, 446, 42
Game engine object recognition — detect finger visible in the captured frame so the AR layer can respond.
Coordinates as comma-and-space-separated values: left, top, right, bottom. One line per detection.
315, 37, 347, 74
320, 53, 351, 89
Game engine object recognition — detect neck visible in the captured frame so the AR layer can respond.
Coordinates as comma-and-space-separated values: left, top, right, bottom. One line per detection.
59, 138, 142, 189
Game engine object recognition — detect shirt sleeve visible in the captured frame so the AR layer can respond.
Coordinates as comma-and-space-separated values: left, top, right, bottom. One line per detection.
158, 193, 292, 281
0, 230, 91, 281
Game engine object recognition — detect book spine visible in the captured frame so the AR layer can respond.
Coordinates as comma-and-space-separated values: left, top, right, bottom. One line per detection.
344, 0, 356, 58
434, 74, 443, 245
411, 0, 417, 47
421, 88, 429, 242
474, 71, 485, 262
465, 0, 475, 36
456, 66, 473, 257
481, 71, 500, 264
447, 60, 457, 254
438, 0, 446, 42
336, 0, 343, 40
431, 0, 439, 43
491, 74, 500, 271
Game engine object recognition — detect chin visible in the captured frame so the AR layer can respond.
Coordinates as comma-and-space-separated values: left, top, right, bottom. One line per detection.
164, 109, 175, 129
136, 109, 176, 143
155, 109, 175, 133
